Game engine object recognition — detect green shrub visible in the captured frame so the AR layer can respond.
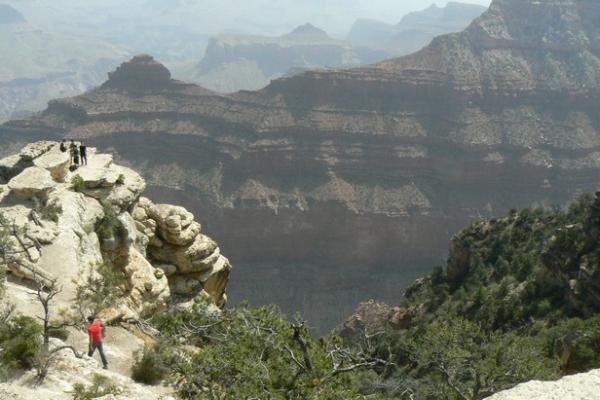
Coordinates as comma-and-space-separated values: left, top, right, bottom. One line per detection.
32, 197, 63, 222
116, 174, 125, 185
71, 174, 86, 192
0, 315, 43, 369
72, 374, 120, 399
74, 262, 126, 317
97, 201, 122, 240
41, 203, 63, 222
131, 342, 170, 384
47, 322, 69, 341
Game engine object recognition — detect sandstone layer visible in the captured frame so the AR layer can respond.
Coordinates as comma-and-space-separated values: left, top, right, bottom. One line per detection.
1, 0, 600, 332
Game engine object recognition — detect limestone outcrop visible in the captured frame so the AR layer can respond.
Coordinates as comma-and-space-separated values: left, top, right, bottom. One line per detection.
0, 141, 231, 318
484, 368, 600, 400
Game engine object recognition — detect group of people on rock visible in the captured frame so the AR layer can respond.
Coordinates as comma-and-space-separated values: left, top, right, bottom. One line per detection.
60, 139, 87, 167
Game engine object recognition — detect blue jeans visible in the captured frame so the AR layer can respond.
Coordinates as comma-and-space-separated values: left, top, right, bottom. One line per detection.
88, 340, 108, 366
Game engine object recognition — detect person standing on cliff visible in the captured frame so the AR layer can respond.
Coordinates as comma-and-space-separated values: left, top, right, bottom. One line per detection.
79, 141, 87, 165
69, 139, 77, 165
87, 316, 109, 369
73, 143, 81, 166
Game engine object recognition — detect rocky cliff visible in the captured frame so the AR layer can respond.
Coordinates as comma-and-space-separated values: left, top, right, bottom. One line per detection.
0, 140, 231, 317
1, 0, 600, 333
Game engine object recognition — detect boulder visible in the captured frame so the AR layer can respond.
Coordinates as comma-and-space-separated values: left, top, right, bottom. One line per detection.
145, 202, 200, 246
77, 167, 121, 188
147, 235, 219, 273
122, 247, 170, 313
18, 140, 55, 161
7, 166, 57, 199
33, 150, 70, 182
0, 154, 28, 182
484, 369, 600, 400
104, 166, 146, 210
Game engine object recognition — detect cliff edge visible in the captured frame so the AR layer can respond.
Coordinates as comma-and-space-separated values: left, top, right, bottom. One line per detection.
0, 140, 231, 315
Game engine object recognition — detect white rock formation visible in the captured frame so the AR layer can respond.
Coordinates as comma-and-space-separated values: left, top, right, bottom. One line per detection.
0, 140, 231, 315
0, 140, 234, 399
485, 368, 600, 400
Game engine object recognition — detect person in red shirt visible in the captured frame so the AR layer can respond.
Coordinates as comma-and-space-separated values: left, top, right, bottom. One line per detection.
87, 316, 109, 369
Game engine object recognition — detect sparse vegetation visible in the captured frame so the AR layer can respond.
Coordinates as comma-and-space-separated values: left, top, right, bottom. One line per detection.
74, 262, 126, 318
32, 197, 63, 223
131, 342, 170, 384
116, 173, 125, 185
96, 200, 123, 240
70, 174, 86, 192
72, 374, 121, 399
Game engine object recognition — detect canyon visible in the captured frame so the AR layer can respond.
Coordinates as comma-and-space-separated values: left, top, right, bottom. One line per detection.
1, 0, 600, 333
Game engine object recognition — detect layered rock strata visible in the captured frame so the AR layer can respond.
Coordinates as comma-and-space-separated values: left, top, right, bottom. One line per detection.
1, 0, 600, 331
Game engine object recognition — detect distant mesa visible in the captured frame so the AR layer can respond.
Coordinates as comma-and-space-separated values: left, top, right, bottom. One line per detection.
0, 4, 26, 24
287, 23, 330, 40
100, 54, 174, 92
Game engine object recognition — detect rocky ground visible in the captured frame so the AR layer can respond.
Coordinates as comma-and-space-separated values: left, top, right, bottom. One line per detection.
0, 140, 233, 399
485, 369, 600, 400
1, 278, 175, 400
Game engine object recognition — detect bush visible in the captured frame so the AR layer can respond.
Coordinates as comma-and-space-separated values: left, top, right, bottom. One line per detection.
97, 201, 122, 240
74, 262, 126, 317
71, 174, 86, 192
0, 315, 43, 369
72, 374, 120, 400
131, 342, 170, 384
47, 322, 70, 341
32, 198, 63, 223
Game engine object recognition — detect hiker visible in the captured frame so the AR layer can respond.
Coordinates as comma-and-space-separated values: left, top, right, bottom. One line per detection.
87, 316, 109, 369
79, 142, 87, 165
60, 139, 67, 153
69, 140, 77, 165
73, 144, 81, 166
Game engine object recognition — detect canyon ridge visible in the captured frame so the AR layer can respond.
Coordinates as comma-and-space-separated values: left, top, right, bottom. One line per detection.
1, 0, 600, 332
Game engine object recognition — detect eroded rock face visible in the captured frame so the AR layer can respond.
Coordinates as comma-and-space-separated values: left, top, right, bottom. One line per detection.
0, 141, 231, 317
133, 197, 231, 305
1, 0, 600, 332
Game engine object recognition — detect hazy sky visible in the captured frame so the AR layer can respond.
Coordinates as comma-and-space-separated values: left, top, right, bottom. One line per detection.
2, 0, 496, 47
214, 0, 496, 37
266, 0, 494, 36
324, 0, 491, 22
353, 0, 492, 22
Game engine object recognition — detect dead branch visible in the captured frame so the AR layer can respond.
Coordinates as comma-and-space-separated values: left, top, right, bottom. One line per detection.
290, 321, 314, 375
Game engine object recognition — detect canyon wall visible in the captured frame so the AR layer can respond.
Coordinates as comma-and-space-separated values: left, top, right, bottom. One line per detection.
1, 0, 600, 332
